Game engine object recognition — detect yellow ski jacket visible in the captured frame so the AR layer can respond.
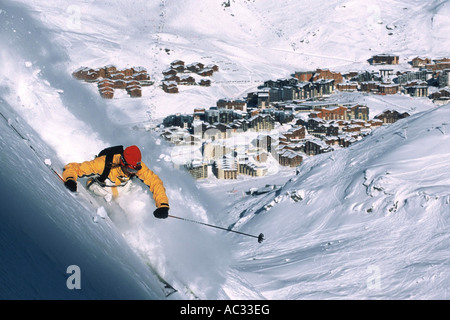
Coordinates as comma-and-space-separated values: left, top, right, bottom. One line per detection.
63, 154, 169, 208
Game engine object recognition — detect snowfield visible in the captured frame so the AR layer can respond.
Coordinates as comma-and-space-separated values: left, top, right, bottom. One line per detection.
0, 0, 449, 300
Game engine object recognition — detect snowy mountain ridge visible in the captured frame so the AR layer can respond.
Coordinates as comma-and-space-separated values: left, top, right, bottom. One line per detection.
0, 0, 449, 300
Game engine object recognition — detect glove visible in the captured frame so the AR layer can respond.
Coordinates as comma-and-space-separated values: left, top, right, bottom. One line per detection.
64, 179, 77, 192
153, 207, 169, 219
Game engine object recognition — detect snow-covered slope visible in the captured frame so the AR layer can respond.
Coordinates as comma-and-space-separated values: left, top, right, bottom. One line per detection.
0, 0, 449, 300
221, 104, 450, 299
0, 99, 166, 299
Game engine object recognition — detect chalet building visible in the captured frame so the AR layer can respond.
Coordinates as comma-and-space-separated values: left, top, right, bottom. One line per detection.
202, 141, 232, 160
342, 124, 362, 133
163, 113, 193, 129
171, 60, 185, 66
379, 68, 394, 79
434, 58, 450, 64
170, 60, 185, 72
266, 109, 294, 124
212, 157, 238, 179
109, 71, 125, 80
239, 162, 267, 177
191, 121, 209, 136
404, 83, 429, 97
125, 80, 140, 93
215, 123, 233, 139
425, 62, 450, 72
316, 122, 339, 137
336, 82, 358, 91
316, 106, 347, 121
306, 117, 326, 133
178, 74, 196, 85
164, 74, 180, 83
312, 69, 343, 83
98, 87, 114, 99
430, 88, 450, 100
282, 86, 296, 101
207, 64, 219, 72
257, 90, 270, 107
438, 69, 450, 88
121, 68, 134, 77
127, 85, 142, 98
132, 72, 150, 81
278, 149, 303, 167
375, 110, 410, 124
430, 87, 450, 104
291, 83, 313, 100
351, 71, 382, 83
182, 134, 202, 146
229, 118, 250, 133
186, 62, 204, 73
313, 79, 335, 96
378, 83, 399, 95
217, 99, 247, 111
97, 78, 114, 89
368, 119, 383, 127
263, 78, 299, 88
360, 81, 380, 93
113, 79, 127, 89
411, 57, 431, 68
185, 161, 208, 180
254, 135, 276, 153
201, 125, 222, 141
344, 71, 360, 79
160, 128, 197, 146
199, 79, 211, 86
125, 79, 142, 97
197, 68, 214, 77
304, 139, 331, 156
103, 65, 117, 78
396, 69, 432, 85
72, 66, 91, 80
293, 71, 314, 82
324, 136, 339, 146
371, 54, 399, 65
252, 151, 269, 163
348, 104, 369, 121
249, 114, 275, 131
162, 81, 178, 93
162, 68, 177, 77
269, 87, 282, 102
282, 126, 306, 141
97, 79, 115, 99
338, 135, 357, 148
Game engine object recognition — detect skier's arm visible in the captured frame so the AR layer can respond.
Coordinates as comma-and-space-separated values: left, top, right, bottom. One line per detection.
63, 157, 105, 182
136, 163, 169, 208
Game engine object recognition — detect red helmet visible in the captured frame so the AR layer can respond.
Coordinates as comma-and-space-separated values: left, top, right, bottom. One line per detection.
123, 145, 142, 167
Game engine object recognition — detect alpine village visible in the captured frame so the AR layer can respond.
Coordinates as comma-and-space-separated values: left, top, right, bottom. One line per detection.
73, 54, 450, 181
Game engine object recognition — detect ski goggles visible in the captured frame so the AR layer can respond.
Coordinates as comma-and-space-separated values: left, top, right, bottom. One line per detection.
121, 156, 142, 173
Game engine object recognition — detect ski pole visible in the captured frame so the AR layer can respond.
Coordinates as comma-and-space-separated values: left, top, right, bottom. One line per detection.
168, 214, 265, 243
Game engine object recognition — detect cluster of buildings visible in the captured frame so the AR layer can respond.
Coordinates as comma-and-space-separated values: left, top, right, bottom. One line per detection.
72, 65, 152, 99
160, 97, 411, 180
246, 55, 450, 107
74, 54, 446, 180
161, 60, 219, 93
161, 53, 449, 180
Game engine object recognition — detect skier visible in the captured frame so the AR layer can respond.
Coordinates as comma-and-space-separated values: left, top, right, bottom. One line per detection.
62, 145, 169, 219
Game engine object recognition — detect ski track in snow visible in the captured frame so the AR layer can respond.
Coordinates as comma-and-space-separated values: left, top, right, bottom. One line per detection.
1, 0, 450, 300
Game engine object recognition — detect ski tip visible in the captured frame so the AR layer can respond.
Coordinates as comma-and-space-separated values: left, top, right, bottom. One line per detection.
258, 233, 265, 243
